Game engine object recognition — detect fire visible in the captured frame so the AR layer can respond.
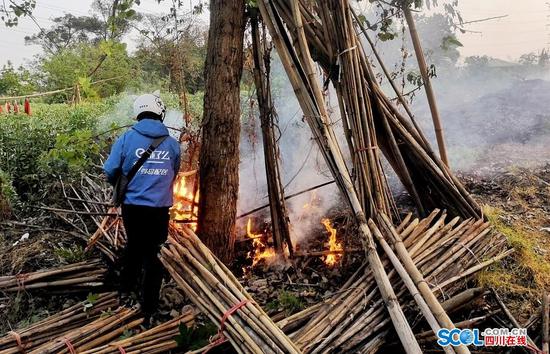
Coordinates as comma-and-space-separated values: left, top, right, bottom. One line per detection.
246, 218, 276, 266
171, 174, 199, 230
321, 218, 343, 266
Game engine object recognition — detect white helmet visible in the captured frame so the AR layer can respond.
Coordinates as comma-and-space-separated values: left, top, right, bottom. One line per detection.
133, 90, 166, 119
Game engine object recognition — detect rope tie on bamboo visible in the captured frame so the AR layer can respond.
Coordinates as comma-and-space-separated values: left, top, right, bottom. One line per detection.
62, 337, 77, 354
202, 299, 250, 354
526, 343, 546, 354
8, 331, 25, 353
117, 345, 127, 354
336, 46, 358, 81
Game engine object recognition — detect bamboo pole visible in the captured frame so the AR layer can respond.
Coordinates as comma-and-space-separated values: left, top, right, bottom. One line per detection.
250, 11, 293, 257
368, 219, 457, 354
403, 5, 449, 167
543, 292, 549, 354
284, 1, 421, 351
377, 213, 470, 354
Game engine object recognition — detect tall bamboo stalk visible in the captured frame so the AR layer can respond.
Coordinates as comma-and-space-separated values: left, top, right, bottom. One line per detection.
403, 5, 449, 167
250, 10, 293, 257
543, 292, 549, 354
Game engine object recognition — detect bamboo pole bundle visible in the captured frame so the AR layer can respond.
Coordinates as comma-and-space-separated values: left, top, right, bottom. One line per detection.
0, 259, 106, 293
80, 309, 195, 354
251, 11, 294, 257
265, 0, 481, 220
257, 1, 423, 352
159, 224, 302, 354
0, 293, 119, 354
26, 307, 142, 354
287, 211, 511, 353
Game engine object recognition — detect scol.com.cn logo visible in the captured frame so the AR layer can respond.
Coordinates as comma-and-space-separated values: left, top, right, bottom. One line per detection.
437, 328, 529, 348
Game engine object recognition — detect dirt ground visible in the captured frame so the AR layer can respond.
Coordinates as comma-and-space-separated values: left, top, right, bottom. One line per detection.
1, 164, 549, 351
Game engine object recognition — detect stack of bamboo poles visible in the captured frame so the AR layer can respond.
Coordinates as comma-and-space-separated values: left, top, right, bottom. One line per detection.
24, 306, 142, 353
0, 259, 106, 293
0, 293, 118, 353
262, 0, 481, 220
80, 309, 195, 354
67, 176, 126, 262
159, 225, 302, 354
288, 210, 512, 353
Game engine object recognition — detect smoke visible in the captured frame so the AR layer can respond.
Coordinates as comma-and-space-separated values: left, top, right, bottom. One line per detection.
360, 11, 550, 174
237, 58, 341, 244
238, 10, 550, 245
97, 92, 185, 141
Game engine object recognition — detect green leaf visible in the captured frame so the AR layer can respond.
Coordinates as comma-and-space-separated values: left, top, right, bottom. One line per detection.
441, 35, 463, 50
174, 323, 217, 350
87, 293, 99, 304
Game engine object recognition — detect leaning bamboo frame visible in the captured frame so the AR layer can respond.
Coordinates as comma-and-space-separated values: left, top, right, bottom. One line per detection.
258, 1, 422, 352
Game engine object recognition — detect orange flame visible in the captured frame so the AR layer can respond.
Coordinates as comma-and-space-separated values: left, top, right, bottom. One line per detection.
321, 218, 343, 266
246, 218, 276, 266
171, 174, 199, 231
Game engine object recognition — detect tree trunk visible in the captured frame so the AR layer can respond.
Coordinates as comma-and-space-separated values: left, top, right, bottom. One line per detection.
197, 0, 245, 263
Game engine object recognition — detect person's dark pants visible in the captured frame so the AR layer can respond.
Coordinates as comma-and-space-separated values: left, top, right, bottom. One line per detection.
121, 204, 169, 317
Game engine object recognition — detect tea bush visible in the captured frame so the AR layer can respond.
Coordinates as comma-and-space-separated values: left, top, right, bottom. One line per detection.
0, 92, 201, 209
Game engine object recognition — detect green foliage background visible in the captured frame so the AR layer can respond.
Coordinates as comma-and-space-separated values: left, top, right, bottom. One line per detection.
0, 92, 201, 211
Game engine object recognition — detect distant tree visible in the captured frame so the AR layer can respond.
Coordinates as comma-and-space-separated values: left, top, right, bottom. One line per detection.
25, 14, 106, 54
0, 0, 36, 27
39, 42, 132, 101
519, 50, 550, 67
91, 0, 138, 40
134, 12, 207, 93
0, 62, 36, 96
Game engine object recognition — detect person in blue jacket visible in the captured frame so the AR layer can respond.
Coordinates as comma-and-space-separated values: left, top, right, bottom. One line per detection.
104, 92, 180, 325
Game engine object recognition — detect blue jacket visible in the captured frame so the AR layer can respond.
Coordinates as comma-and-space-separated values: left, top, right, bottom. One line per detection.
103, 118, 181, 207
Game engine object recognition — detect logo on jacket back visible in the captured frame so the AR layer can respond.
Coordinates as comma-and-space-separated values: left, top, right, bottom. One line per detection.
135, 148, 171, 176
135, 148, 171, 163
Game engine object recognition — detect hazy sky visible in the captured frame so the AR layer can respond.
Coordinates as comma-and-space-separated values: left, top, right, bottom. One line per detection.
0, 0, 548, 67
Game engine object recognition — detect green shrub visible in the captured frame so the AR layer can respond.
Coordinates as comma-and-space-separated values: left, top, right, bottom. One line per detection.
0, 102, 112, 202
0, 169, 18, 219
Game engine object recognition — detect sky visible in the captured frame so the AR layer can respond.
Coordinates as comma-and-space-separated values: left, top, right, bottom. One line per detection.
0, 0, 548, 67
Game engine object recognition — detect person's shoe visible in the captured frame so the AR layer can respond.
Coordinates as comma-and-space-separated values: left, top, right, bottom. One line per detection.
141, 314, 152, 330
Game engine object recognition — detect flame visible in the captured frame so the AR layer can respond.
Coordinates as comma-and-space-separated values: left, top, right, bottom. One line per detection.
321, 218, 343, 266
171, 174, 199, 230
246, 218, 276, 266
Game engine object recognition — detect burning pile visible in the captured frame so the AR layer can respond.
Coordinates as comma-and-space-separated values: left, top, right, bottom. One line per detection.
246, 218, 276, 267
171, 172, 199, 230
321, 218, 342, 267
287, 210, 512, 353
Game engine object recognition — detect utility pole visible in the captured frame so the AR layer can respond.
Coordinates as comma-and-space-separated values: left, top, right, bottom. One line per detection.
403, 5, 450, 167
